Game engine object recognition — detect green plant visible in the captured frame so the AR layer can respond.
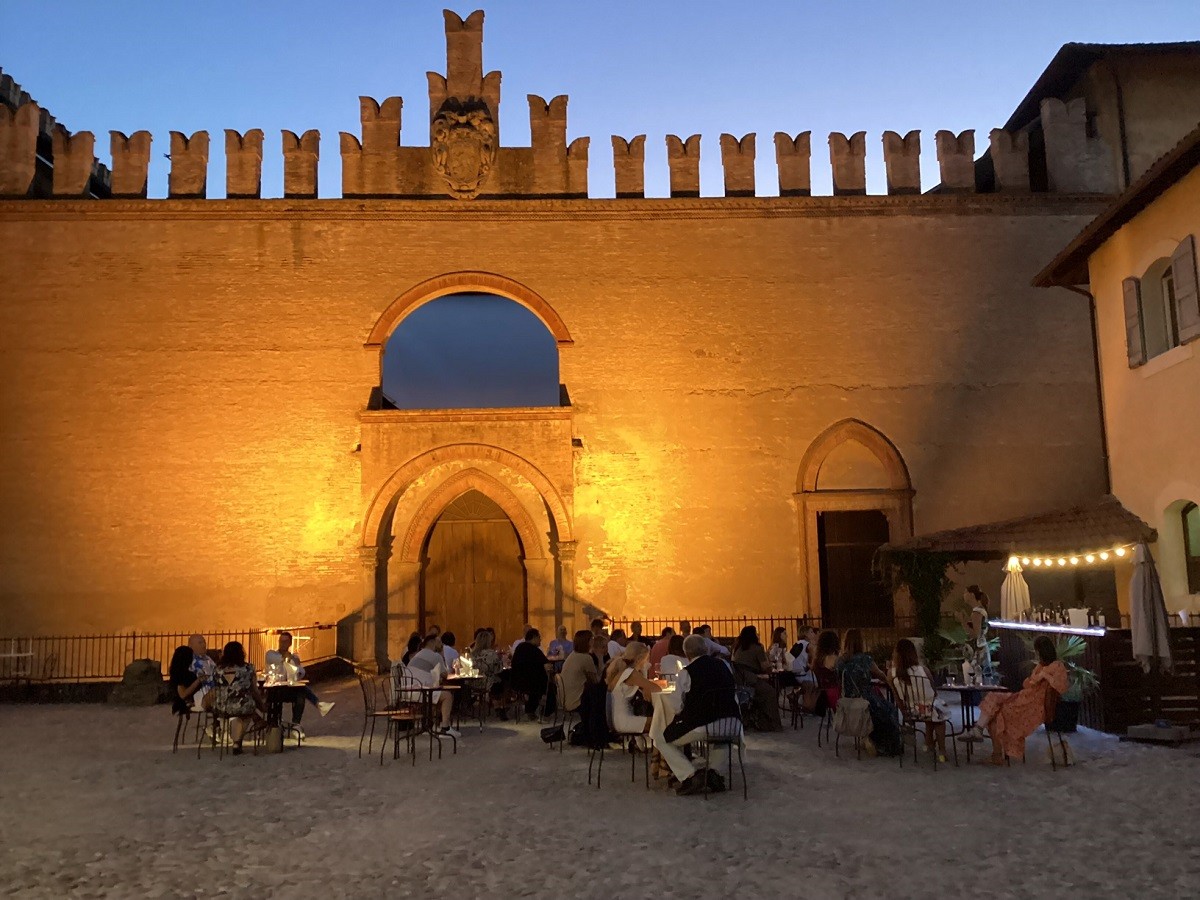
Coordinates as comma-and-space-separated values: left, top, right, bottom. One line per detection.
1021, 634, 1099, 701
879, 550, 958, 667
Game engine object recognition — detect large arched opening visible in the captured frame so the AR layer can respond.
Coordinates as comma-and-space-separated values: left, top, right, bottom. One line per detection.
795, 419, 914, 625
360, 447, 574, 665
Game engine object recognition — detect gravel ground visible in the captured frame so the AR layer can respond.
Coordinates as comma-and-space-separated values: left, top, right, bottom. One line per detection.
1, 678, 1198, 899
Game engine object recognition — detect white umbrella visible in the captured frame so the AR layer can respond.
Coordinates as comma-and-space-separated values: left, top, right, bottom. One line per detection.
1000, 557, 1031, 621
1130, 542, 1172, 674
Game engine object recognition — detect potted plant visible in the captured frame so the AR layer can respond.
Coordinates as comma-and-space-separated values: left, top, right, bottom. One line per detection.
1020, 634, 1099, 732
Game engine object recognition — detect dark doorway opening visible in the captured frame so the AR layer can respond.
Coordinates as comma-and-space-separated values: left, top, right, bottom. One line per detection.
817, 509, 892, 628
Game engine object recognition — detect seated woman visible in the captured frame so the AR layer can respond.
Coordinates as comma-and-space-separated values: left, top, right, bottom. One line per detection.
835, 629, 902, 756
811, 630, 841, 717
471, 629, 504, 693
731, 626, 783, 731
168, 645, 202, 716
657, 634, 688, 677
965, 634, 1068, 765
767, 626, 799, 689
889, 638, 948, 762
401, 632, 422, 666
213, 641, 266, 755
606, 642, 661, 735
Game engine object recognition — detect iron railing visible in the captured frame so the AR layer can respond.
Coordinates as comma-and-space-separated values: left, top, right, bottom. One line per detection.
607, 614, 926, 651
0, 623, 337, 683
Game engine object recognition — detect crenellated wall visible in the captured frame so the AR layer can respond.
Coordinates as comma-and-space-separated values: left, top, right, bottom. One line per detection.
0, 14, 1145, 203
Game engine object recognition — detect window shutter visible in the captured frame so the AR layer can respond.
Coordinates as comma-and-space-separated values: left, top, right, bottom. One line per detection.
1171, 234, 1200, 344
1122, 276, 1146, 367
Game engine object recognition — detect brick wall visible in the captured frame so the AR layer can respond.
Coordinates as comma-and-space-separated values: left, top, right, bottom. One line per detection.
0, 194, 1108, 634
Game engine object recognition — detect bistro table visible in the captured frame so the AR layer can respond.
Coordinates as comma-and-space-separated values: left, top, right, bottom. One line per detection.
261, 680, 309, 752
445, 674, 486, 731
388, 683, 460, 763
940, 682, 1009, 761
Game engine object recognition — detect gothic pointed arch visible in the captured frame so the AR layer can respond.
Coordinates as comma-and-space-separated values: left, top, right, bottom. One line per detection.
797, 418, 912, 493
361, 442, 572, 549
396, 467, 542, 564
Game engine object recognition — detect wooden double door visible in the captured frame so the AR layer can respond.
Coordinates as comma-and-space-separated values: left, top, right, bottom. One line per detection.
421, 490, 527, 646
817, 509, 893, 628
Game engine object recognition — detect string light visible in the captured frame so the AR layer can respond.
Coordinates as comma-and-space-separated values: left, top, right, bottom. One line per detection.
1008, 544, 1134, 569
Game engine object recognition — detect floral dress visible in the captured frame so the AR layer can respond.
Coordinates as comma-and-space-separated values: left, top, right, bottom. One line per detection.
981, 660, 1069, 760
214, 663, 258, 717
470, 648, 502, 692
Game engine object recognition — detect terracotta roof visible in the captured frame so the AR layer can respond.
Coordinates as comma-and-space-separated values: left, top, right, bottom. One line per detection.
1004, 42, 1200, 132
1034, 120, 1200, 286
879, 495, 1156, 559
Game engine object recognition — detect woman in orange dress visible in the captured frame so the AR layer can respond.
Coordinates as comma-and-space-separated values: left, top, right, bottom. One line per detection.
966, 635, 1068, 765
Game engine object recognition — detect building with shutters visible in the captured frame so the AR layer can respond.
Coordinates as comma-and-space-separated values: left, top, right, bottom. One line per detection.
1037, 122, 1200, 615
1, 11, 1199, 664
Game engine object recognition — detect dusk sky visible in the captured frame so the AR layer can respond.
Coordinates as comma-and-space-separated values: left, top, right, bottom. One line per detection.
5, 0, 1198, 407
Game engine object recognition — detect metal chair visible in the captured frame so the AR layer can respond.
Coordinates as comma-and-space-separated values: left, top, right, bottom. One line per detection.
549, 674, 579, 753
355, 667, 397, 759
588, 697, 650, 789
1040, 687, 1071, 770
893, 673, 960, 771
701, 710, 747, 800
382, 667, 426, 766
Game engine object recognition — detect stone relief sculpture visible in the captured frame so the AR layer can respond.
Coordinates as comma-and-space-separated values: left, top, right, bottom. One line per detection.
430, 97, 497, 199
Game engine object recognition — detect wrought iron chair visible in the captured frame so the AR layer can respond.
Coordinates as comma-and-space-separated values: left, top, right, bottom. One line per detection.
695, 689, 748, 800
893, 672, 960, 771
588, 694, 651, 789
382, 667, 426, 766
549, 673, 579, 753
1040, 687, 1071, 770
355, 666, 397, 758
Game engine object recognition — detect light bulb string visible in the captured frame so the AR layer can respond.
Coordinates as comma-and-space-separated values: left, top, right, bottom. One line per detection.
1007, 544, 1134, 569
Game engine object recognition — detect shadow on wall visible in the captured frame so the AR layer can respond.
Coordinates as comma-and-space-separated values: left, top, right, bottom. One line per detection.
382, 293, 560, 409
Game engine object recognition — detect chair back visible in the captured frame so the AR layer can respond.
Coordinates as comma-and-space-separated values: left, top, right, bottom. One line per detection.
1043, 686, 1061, 729
894, 671, 937, 721
355, 667, 378, 715
696, 688, 744, 744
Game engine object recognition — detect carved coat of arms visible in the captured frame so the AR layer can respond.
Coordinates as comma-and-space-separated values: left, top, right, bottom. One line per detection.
431, 99, 497, 200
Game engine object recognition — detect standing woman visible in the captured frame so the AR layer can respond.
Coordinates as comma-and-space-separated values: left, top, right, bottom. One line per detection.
606, 642, 661, 735
963, 585, 993, 677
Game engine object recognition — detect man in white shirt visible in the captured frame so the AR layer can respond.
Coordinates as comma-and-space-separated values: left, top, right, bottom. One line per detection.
607, 629, 628, 661
264, 632, 334, 736
399, 635, 460, 738
441, 631, 460, 671
511, 623, 533, 655
694, 624, 731, 658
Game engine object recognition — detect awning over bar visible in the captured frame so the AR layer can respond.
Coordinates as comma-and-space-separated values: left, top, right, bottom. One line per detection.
879, 495, 1156, 561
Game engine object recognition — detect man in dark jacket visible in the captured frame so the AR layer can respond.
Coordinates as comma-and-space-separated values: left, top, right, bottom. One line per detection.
656, 634, 742, 794
509, 628, 557, 718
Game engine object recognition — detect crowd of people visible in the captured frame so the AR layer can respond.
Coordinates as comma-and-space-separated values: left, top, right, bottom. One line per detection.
173, 604, 1064, 776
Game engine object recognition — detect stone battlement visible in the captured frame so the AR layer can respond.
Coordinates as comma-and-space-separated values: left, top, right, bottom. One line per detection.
0, 12, 1119, 201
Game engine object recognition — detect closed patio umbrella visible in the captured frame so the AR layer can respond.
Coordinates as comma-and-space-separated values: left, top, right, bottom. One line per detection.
1000, 556, 1031, 621
1130, 543, 1172, 674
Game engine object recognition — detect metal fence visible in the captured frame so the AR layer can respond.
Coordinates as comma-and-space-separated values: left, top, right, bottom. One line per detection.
0, 623, 338, 684
608, 614, 926, 651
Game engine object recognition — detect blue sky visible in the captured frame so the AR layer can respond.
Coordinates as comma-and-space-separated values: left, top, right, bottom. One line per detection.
6, 0, 1199, 199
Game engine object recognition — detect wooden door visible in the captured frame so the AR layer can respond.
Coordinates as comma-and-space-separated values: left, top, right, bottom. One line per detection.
817, 509, 892, 628
422, 491, 526, 645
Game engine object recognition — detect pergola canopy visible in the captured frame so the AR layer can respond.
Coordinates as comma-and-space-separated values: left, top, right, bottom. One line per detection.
879, 495, 1156, 561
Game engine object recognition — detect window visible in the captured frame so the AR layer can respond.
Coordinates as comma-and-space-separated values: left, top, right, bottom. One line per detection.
1123, 235, 1200, 368
1184, 502, 1200, 595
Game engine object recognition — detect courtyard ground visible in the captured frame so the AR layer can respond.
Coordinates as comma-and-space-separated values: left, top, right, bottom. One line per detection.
1, 678, 1198, 899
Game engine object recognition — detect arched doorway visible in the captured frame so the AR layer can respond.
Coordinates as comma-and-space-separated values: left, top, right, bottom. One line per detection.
420, 489, 528, 644
796, 419, 914, 624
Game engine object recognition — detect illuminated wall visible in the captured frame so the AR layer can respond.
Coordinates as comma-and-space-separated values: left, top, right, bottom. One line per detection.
0, 194, 1109, 635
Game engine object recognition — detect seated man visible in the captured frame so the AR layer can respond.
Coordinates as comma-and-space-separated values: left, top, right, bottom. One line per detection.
264, 631, 334, 737
394, 636, 460, 739
510, 628, 557, 719
694, 624, 731, 658
187, 634, 217, 711
652, 634, 742, 795
650, 627, 675, 670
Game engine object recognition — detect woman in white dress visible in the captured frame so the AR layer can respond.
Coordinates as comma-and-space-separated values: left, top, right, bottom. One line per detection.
605, 641, 661, 735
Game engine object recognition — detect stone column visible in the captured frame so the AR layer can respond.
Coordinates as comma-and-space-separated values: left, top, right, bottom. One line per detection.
555, 540, 578, 632
525, 556, 557, 638
386, 556, 422, 666
359, 545, 382, 670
